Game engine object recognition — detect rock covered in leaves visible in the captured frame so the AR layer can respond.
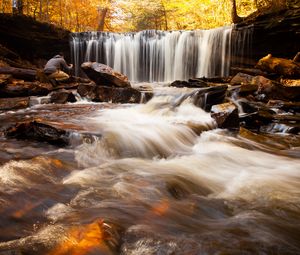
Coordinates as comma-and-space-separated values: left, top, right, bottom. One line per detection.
81, 62, 131, 88
256, 54, 300, 78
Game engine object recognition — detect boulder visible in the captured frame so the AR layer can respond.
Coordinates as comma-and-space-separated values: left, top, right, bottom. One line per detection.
254, 76, 300, 101
78, 84, 153, 104
5, 121, 69, 146
211, 102, 239, 129
0, 97, 29, 111
256, 54, 300, 78
81, 62, 131, 88
50, 90, 77, 104
0, 80, 53, 97
193, 85, 228, 111
230, 72, 254, 85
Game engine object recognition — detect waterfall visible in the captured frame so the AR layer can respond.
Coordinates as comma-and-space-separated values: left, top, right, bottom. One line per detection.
71, 26, 252, 82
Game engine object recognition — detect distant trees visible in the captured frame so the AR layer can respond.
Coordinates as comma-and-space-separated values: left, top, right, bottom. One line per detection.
0, 0, 292, 32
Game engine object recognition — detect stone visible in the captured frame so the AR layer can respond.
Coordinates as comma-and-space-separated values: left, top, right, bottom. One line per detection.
0, 80, 53, 97
78, 84, 153, 104
5, 121, 69, 146
0, 97, 29, 111
170, 79, 208, 88
193, 85, 228, 111
230, 72, 254, 85
256, 54, 300, 78
81, 62, 131, 88
50, 90, 77, 104
95, 86, 143, 103
211, 102, 239, 129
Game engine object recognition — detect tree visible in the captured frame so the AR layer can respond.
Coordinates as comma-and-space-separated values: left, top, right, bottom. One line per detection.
230, 0, 242, 23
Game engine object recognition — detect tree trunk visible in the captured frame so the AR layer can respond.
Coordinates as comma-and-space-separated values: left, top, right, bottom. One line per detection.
97, 7, 108, 31
230, 0, 242, 23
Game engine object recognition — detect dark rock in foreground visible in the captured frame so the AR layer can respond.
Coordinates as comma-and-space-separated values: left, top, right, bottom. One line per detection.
78, 84, 153, 103
211, 102, 239, 129
81, 62, 131, 88
0, 97, 29, 111
5, 121, 69, 146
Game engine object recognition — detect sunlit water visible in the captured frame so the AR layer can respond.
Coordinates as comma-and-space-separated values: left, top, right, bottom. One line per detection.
0, 84, 299, 255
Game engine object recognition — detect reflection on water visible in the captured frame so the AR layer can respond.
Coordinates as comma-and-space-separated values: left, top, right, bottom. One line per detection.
0, 85, 299, 255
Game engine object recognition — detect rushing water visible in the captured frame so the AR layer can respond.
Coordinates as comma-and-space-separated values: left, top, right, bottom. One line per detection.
0, 84, 299, 255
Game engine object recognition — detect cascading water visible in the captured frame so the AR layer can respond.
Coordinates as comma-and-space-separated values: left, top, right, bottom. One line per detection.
71, 27, 236, 82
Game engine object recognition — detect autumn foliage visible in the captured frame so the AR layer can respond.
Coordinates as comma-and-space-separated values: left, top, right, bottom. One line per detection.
0, 0, 291, 32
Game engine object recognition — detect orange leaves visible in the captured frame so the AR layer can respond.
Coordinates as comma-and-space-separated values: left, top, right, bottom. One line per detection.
47, 219, 113, 255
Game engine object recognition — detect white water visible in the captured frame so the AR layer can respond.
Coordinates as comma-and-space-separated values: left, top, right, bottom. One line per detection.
71, 27, 233, 82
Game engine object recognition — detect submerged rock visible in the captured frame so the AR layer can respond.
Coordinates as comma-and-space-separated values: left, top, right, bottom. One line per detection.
81, 62, 131, 88
211, 102, 239, 129
5, 121, 69, 146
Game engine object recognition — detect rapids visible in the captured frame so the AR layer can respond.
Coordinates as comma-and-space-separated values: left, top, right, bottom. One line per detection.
0, 84, 299, 254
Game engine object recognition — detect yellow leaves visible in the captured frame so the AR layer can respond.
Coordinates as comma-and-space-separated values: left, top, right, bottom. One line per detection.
2, 0, 257, 31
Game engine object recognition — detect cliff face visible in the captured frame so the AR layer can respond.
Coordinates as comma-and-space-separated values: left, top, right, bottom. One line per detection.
235, 8, 300, 64
0, 14, 70, 66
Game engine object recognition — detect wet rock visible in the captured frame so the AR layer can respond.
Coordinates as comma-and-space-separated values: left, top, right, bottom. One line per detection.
230, 72, 254, 85
267, 100, 300, 112
5, 121, 69, 146
170, 79, 208, 88
81, 62, 131, 88
256, 54, 300, 78
193, 85, 228, 111
95, 86, 143, 103
78, 83, 152, 104
50, 90, 76, 104
77, 83, 96, 99
211, 102, 239, 129
0, 80, 53, 97
170, 80, 191, 88
0, 97, 29, 111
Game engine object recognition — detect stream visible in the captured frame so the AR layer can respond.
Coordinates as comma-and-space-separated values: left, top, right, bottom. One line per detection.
0, 83, 299, 255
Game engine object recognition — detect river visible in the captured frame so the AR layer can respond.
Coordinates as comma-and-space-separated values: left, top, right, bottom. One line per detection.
0, 83, 299, 255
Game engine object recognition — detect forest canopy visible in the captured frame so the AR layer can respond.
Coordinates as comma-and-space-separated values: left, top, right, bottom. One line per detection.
0, 0, 294, 32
